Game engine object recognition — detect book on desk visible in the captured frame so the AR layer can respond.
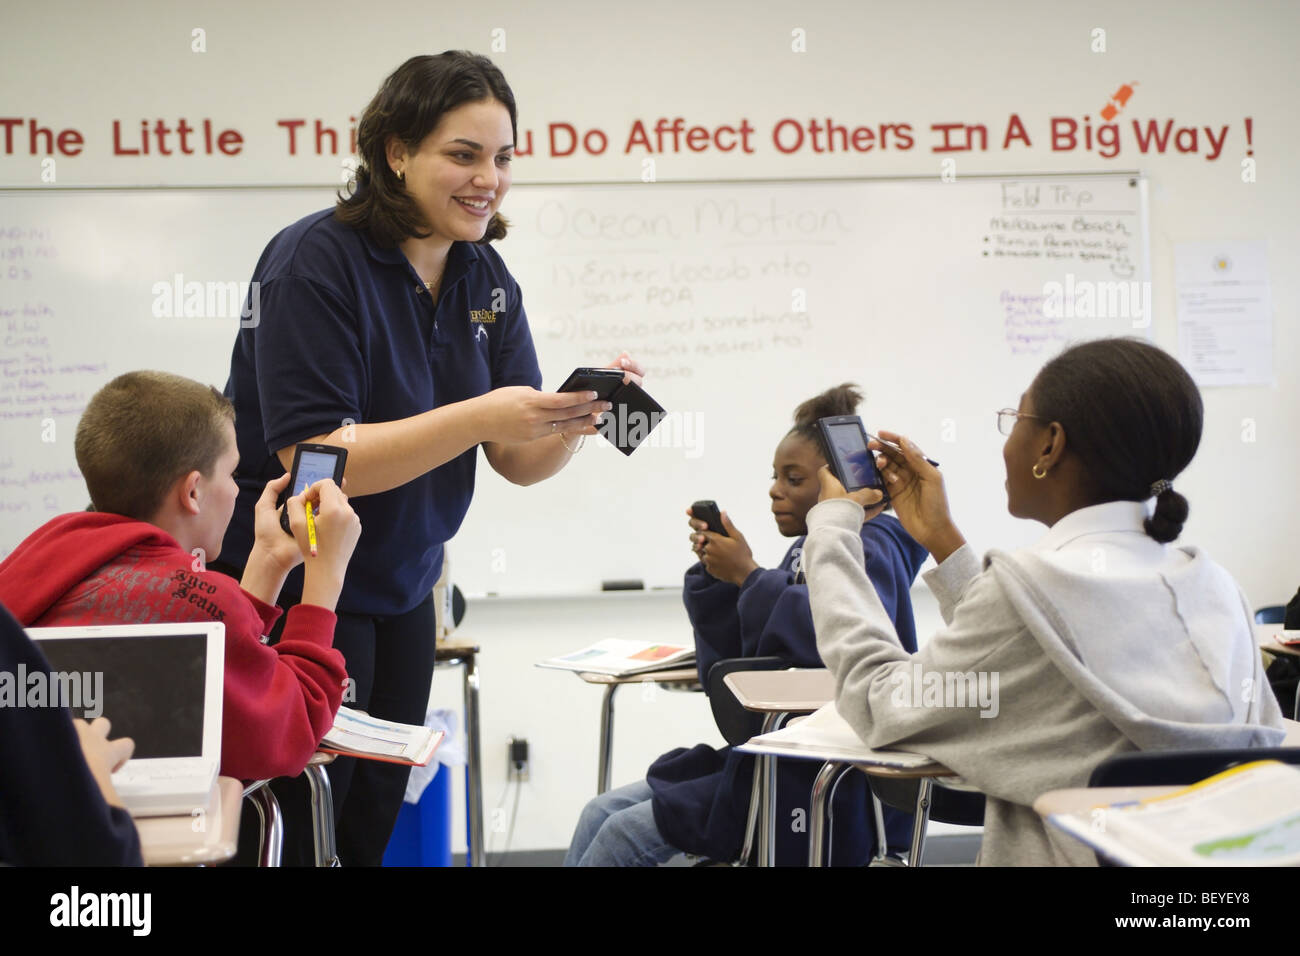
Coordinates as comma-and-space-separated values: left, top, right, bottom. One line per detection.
319, 706, 445, 767
1048, 760, 1300, 866
536, 638, 695, 677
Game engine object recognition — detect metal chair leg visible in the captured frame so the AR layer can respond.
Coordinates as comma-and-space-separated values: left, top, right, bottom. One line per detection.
737, 755, 763, 867
304, 764, 339, 867
908, 777, 934, 867
865, 786, 907, 867
245, 782, 282, 868
808, 761, 844, 866
247, 788, 264, 851
463, 654, 484, 869
597, 683, 618, 795
758, 711, 786, 867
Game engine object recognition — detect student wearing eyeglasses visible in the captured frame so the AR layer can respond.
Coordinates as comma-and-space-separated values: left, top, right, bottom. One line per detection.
803, 337, 1285, 866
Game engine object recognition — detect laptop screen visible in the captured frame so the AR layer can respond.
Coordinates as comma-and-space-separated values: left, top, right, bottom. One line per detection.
35, 633, 208, 759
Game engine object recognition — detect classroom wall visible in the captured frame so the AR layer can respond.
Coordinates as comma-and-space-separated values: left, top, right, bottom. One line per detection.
3, 0, 1297, 854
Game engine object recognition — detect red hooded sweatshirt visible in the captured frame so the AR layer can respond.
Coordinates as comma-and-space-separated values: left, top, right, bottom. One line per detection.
0, 512, 347, 782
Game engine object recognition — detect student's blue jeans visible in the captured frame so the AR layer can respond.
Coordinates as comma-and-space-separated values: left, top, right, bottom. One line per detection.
564, 780, 682, 867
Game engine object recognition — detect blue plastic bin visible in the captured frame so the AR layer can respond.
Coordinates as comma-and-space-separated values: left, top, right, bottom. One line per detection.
382, 762, 452, 867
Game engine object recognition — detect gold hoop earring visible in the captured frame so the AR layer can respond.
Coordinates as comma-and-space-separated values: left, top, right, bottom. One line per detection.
1032, 463, 1048, 479
396, 169, 404, 181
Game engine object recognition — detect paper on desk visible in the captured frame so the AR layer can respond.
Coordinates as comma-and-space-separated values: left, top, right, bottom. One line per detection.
1175, 240, 1273, 387
737, 701, 937, 767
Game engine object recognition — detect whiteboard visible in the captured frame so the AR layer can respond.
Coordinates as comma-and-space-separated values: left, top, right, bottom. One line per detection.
0, 175, 1150, 596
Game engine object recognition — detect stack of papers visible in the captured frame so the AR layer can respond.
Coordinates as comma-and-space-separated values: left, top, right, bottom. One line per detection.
736, 702, 939, 768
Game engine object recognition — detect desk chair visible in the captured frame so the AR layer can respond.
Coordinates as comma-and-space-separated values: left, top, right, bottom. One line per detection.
241, 779, 283, 867
1256, 605, 1287, 625
1089, 747, 1300, 787
1258, 605, 1298, 718
807, 761, 922, 866
706, 656, 798, 867
856, 772, 985, 867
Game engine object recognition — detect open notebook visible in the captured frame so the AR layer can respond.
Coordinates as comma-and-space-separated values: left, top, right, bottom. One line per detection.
1048, 760, 1300, 866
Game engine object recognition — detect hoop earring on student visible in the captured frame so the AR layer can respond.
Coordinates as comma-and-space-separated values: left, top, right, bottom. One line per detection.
1032, 463, 1048, 479
396, 169, 404, 182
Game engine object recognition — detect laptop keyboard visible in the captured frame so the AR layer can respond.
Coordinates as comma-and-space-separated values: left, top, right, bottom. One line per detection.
114, 765, 207, 786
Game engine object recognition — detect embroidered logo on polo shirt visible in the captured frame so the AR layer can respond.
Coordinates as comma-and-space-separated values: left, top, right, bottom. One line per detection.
470, 310, 497, 324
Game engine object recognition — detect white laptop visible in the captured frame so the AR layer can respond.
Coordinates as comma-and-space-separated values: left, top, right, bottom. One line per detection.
27, 622, 224, 818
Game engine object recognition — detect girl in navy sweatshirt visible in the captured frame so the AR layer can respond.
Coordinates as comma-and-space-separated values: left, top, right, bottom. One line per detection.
565, 385, 927, 866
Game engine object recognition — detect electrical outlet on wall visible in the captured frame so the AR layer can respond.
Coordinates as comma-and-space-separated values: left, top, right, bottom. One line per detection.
507, 736, 530, 782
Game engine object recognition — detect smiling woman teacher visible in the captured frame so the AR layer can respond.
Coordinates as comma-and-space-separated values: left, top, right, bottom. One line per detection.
219, 52, 640, 866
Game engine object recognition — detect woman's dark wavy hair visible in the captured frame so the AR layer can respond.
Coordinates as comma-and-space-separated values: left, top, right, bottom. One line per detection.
336, 51, 516, 247
1030, 337, 1203, 543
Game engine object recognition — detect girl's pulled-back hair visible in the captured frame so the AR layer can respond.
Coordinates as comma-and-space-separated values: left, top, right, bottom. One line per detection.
1030, 337, 1202, 543
336, 51, 517, 247
791, 383, 863, 441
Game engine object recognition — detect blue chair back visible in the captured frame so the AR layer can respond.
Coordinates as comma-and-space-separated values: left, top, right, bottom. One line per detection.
1090, 748, 1300, 787
1256, 605, 1287, 625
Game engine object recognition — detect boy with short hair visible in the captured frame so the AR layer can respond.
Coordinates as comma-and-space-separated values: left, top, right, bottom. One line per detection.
0, 370, 360, 781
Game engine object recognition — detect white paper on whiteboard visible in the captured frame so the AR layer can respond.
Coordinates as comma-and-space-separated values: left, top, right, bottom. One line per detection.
1175, 240, 1273, 387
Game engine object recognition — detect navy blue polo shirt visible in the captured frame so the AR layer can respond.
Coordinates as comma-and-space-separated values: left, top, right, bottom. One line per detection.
221, 206, 543, 616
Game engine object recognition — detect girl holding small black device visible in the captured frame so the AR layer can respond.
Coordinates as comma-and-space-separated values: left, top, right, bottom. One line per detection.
565, 384, 927, 866
804, 338, 1286, 865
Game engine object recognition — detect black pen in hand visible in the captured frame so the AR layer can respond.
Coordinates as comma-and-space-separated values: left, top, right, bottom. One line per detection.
867, 433, 940, 468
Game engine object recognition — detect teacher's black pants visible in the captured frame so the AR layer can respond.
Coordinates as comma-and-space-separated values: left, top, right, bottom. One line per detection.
265, 592, 438, 867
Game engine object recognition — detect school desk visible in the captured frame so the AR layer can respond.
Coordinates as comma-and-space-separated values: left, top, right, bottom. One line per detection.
573, 667, 702, 795
434, 636, 484, 868
135, 776, 242, 866
1033, 786, 1179, 865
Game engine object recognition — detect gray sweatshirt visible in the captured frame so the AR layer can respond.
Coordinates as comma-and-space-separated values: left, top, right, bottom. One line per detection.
803, 497, 1285, 866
